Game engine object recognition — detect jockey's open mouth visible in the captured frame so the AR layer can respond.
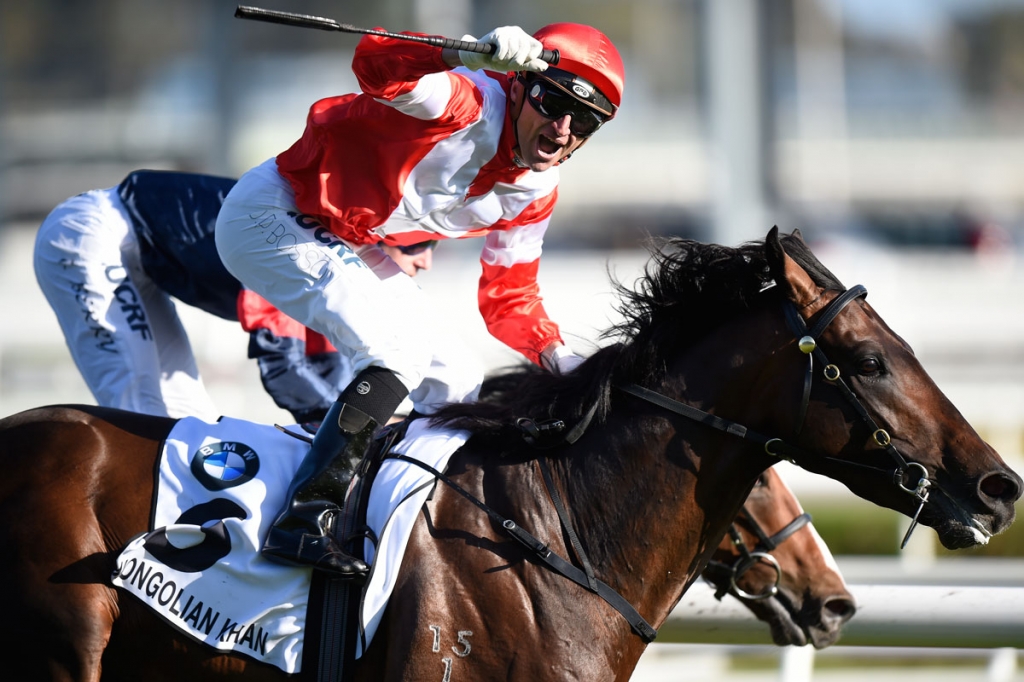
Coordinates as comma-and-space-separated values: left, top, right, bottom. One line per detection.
538, 134, 565, 156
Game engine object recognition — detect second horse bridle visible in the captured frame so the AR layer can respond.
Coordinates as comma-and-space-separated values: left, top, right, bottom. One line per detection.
703, 501, 812, 601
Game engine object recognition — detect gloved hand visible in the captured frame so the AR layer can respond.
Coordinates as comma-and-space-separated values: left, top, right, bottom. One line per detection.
556, 352, 585, 374
543, 344, 585, 375
459, 26, 548, 73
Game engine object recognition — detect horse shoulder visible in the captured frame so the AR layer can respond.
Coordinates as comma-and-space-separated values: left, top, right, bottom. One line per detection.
373, 450, 637, 680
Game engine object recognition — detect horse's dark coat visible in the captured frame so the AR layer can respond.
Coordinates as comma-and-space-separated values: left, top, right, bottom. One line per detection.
0, 229, 1017, 681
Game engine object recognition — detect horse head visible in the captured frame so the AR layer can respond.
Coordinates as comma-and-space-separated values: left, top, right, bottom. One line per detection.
703, 466, 855, 648
763, 226, 1022, 550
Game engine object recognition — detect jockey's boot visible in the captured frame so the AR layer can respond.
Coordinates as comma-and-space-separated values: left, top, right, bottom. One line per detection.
261, 401, 374, 578
262, 367, 409, 580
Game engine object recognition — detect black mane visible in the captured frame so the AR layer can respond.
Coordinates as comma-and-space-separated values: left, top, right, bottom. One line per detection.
430, 231, 844, 449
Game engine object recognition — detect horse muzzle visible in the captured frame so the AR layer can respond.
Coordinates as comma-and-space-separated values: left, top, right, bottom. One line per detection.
924, 478, 1018, 550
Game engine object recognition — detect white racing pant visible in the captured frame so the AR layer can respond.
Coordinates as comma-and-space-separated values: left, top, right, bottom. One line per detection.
33, 188, 220, 421
214, 158, 482, 415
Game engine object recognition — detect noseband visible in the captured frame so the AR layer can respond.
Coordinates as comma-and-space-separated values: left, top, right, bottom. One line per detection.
619, 284, 932, 549
704, 507, 811, 601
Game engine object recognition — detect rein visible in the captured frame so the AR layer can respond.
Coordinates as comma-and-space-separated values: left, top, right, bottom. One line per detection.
619, 284, 932, 549
384, 452, 659, 643
703, 508, 811, 601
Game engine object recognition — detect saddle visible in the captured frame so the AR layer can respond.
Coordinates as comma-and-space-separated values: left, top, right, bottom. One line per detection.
111, 414, 467, 676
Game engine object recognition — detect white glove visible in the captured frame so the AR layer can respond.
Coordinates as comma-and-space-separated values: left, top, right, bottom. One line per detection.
459, 26, 548, 73
544, 344, 585, 375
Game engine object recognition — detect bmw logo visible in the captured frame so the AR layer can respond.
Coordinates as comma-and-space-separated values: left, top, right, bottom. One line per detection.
190, 441, 260, 491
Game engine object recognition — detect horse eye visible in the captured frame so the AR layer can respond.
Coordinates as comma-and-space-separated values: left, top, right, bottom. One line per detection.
857, 357, 882, 375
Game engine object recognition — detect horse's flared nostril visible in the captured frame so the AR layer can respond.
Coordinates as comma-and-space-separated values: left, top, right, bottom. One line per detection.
979, 471, 1023, 504
824, 596, 856, 625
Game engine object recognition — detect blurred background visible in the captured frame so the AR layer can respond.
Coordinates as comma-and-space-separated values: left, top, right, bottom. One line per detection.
2, 0, 1024, 679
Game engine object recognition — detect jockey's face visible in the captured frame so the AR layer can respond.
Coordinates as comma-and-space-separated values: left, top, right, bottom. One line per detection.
382, 244, 433, 276
510, 78, 589, 172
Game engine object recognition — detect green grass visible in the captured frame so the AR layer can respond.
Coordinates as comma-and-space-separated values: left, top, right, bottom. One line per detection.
802, 499, 903, 556
729, 652, 986, 671
802, 498, 1024, 557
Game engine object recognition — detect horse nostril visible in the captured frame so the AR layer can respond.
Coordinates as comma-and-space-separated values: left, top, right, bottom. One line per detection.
979, 472, 1023, 503
824, 596, 856, 624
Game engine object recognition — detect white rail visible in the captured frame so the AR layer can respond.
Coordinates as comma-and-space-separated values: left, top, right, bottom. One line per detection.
663, 582, 1024, 648
638, 578, 1023, 681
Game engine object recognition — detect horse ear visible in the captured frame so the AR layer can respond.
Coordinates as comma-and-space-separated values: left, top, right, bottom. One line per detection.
765, 226, 819, 307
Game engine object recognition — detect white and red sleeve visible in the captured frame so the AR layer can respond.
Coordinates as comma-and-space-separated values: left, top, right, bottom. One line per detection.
477, 218, 563, 366
353, 32, 465, 120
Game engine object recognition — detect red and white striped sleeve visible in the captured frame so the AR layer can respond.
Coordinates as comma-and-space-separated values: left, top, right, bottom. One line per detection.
353, 32, 466, 120
477, 217, 564, 366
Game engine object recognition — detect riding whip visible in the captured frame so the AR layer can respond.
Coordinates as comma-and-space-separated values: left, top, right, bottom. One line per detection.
234, 6, 560, 65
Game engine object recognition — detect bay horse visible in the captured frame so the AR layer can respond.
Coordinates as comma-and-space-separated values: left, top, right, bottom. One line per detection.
0, 227, 1015, 681
702, 466, 854, 648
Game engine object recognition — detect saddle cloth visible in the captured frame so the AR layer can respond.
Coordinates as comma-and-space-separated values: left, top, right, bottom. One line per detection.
111, 416, 467, 673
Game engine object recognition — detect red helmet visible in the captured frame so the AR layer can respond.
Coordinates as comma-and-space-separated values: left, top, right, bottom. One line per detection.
532, 23, 625, 112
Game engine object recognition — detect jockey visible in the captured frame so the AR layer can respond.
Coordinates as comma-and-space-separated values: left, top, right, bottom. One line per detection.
214, 23, 626, 579
33, 170, 435, 424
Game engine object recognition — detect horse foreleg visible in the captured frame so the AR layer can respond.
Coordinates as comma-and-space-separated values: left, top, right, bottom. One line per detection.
0, 575, 116, 682
0, 406, 158, 682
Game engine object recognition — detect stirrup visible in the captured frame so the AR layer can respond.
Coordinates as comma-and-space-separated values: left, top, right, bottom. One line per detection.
263, 526, 368, 581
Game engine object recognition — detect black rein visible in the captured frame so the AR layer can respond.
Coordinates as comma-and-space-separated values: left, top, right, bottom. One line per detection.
384, 452, 659, 643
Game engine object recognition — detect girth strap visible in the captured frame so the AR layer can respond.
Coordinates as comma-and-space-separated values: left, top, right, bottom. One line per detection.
385, 453, 658, 643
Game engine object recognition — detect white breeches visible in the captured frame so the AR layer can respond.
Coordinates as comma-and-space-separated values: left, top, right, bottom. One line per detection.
214, 158, 482, 414
33, 188, 220, 421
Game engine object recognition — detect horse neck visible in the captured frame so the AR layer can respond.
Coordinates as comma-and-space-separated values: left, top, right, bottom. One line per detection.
551, 313, 785, 626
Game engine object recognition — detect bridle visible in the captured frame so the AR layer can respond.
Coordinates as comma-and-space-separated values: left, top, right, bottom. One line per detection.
703, 502, 811, 601
618, 284, 932, 549
378, 284, 930, 645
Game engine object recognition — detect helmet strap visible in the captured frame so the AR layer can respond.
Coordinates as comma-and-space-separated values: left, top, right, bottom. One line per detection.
509, 74, 528, 167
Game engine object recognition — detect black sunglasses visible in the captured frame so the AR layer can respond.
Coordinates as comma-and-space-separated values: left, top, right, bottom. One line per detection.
396, 240, 438, 256
524, 77, 608, 138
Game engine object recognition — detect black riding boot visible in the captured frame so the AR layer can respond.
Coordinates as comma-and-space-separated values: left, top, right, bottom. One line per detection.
262, 367, 409, 579
262, 401, 375, 578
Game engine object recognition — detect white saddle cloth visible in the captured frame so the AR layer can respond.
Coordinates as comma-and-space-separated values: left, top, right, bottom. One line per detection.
111, 416, 466, 673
